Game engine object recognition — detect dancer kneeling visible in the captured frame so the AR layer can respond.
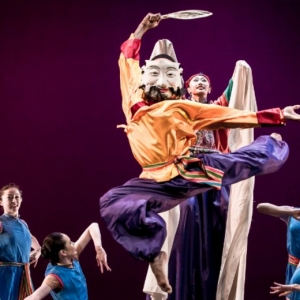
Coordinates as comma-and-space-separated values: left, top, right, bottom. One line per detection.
25, 223, 111, 300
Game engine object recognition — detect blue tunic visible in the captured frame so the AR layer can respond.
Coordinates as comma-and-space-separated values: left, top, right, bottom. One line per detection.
0, 213, 32, 300
286, 217, 300, 284
45, 259, 88, 300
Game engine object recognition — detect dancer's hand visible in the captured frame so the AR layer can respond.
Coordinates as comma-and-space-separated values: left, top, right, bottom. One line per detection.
95, 246, 112, 273
283, 105, 300, 120
141, 13, 161, 29
30, 247, 41, 267
134, 13, 161, 39
291, 208, 300, 220
270, 282, 296, 296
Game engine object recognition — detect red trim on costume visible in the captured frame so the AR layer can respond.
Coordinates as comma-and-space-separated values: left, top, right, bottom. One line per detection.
48, 274, 64, 290
288, 254, 300, 266
121, 39, 141, 60
131, 101, 158, 117
17, 263, 33, 299
131, 102, 148, 116
257, 108, 285, 126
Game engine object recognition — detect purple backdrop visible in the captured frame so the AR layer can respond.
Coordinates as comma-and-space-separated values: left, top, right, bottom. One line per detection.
0, 0, 299, 299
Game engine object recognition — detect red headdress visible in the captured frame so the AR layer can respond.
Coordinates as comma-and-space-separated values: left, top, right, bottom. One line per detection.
185, 73, 211, 88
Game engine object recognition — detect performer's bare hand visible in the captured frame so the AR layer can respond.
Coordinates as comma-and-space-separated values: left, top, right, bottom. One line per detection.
283, 105, 300, 121
96, 246, 112, 273
291, 208, 300, 221
30, 248, 41, 267
270, 282, 296, 296
140, 13, 161, 30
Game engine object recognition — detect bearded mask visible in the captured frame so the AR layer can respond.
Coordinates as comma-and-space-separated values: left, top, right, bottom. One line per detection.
140, 39, 185, 102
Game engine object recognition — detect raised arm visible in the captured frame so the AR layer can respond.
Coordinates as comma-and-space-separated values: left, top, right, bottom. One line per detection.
189, 102, 283, 130
74, 222, 111, 273
119, 13, 161, 123
186, 101, 300, 131
30, 234, 41, 267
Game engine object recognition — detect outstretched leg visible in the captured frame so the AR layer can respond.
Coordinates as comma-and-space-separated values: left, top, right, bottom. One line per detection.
198, 135, 289, 186
100, 135, 288, 262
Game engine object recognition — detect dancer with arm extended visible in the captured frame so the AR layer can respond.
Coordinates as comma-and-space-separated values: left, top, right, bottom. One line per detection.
258, 203, 300, 287
270, 281, 300, 299
0, 183, 41, 300
100, 12, 300, 293
24, 222, 111, 300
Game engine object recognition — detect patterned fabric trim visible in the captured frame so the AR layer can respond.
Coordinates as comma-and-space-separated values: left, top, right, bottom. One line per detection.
0, 262, 33, 298
143, 156, 224, 189
18, 263, 33, 299
189, 146, 221, 155
288, 254, 300, 266
0, 261, 25, 266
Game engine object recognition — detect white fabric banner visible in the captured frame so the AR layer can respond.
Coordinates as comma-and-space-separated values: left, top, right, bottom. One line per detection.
216, 60, 257, 300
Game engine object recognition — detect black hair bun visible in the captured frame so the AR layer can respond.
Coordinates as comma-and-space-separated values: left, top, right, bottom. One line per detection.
41, 245, 51, 259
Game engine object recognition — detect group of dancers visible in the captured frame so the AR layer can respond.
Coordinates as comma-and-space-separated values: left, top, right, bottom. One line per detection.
1, 11, 300, 300
0, 183, 111, 300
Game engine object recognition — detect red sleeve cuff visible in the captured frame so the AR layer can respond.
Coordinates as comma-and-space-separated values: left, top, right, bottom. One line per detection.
257, 108, 285, 126
48, 274, 64, 290
121, 38, 141, 60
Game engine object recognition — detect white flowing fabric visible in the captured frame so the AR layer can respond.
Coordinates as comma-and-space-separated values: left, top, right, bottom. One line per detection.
216, 60, 258, 300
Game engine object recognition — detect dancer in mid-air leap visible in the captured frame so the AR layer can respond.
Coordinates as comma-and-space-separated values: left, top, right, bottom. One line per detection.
100, 12, 300, 293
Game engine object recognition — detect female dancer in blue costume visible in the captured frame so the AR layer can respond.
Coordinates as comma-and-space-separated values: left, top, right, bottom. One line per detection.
257, 203, 300, 285
100, 12, 300, 293
167, 73, 232, 300
0, 183, 41, 300
24, 223, 111, 300
257, 203, 300, 299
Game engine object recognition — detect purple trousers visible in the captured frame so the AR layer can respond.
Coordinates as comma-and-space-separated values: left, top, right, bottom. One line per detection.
100, 135, 289, 262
